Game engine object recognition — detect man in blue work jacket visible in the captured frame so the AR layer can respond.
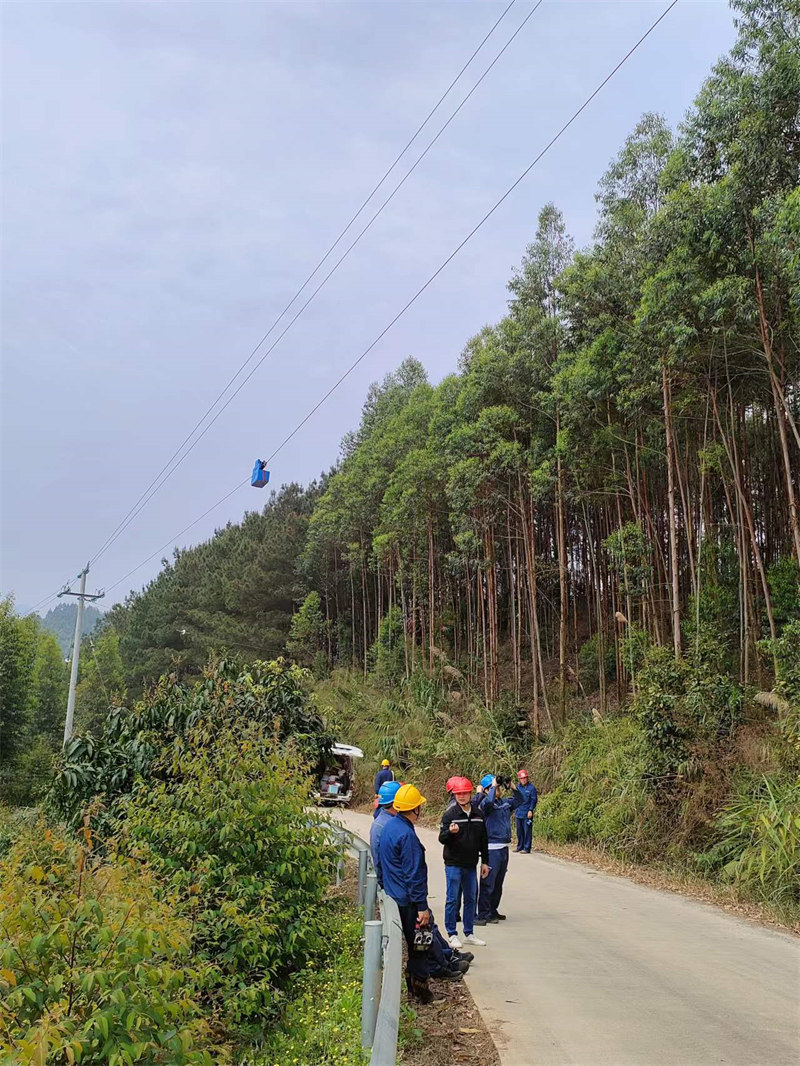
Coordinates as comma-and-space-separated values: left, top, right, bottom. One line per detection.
514, 769, 538, 853
370, 780, 402, 886
379, 783, 437, 1003
476, 774, 522, 924
373, 758, 395, 817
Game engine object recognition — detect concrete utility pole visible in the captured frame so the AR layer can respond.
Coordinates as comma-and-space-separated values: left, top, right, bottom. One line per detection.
59, 564, 105, 746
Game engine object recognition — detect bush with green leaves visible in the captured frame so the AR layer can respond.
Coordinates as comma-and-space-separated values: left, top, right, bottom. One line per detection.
122, 724, 335, 1034
245, 906, 368, 1066
0, 820, 222, 1065
50, 657, 332, 831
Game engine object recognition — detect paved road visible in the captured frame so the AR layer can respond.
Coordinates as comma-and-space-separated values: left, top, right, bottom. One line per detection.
335, 809, 800, 1066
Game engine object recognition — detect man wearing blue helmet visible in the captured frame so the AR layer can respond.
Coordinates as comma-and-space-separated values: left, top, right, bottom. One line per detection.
370, 780, 402, 886
475, 773, 523, 924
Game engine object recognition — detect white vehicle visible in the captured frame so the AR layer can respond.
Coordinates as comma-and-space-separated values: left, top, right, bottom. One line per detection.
317, 742, 364, 806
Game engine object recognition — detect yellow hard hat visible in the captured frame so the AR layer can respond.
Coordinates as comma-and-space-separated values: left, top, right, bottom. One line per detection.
381, 759, 390, 767
393, 783, 426, 812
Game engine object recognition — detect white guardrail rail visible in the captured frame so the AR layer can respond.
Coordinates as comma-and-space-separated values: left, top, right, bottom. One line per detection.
334, 825, 403, 1066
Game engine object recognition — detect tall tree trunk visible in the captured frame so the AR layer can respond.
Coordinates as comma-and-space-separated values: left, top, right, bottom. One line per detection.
556, 408, 569, 715
662, 364, 682, 659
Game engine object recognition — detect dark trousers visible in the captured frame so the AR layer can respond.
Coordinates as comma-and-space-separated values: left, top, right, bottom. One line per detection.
429, 910, 454, 970
478, 846, 509, 919
515, 815, 533, 852
398, 904, 435, 980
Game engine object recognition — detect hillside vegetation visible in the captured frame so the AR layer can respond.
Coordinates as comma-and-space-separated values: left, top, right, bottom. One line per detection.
1, 659, 368, 1065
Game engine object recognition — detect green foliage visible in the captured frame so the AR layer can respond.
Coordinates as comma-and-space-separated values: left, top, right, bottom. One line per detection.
634, 643, 745, 781
123, 727, 334, 1033
247, 906, 368, 1066
109, 483, 323, 692
0, 598, 69, 805
75, 630, 127, 734
0, 821, 221, 1065
286, 592, 328, 677
767, 557, 800, 624
372, 607, 406, 687
50, 658, 332, 832
534, 717, 651, 856
633, 648, 689, 781
604, 523, 653, 599
697, 772, 800, 907
578, 634, 616, 693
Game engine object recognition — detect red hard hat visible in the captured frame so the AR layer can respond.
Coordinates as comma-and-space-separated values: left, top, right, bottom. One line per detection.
517, 769, 529, 780
447, 775, 474, 793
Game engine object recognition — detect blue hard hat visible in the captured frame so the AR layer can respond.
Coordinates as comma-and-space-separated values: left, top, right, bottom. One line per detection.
378, 780, 402, 806
480, 774, 495, 789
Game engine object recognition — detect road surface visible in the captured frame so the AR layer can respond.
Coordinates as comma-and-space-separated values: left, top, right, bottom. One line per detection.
335, 809, 799, 1066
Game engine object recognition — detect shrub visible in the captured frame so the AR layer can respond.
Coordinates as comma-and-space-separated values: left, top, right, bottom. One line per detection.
534, 716, 651, 856
0, 820, 221, 1065
122, 724, 335, 1034
697, 773, 800, 907
245, 907, 368, 1066
50, 658, 332, 831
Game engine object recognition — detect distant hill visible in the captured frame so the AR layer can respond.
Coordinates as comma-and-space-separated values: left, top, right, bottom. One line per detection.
39, 602, 103, 656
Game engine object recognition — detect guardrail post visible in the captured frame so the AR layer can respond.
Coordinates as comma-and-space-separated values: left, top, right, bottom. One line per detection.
364, 870, 378, 923
361, 919, 382, 1049
357, 847, 368, 906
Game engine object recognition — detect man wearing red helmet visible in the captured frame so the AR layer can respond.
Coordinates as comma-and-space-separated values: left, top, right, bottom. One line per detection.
513, 769, 538, 853
438, 776, 489, 949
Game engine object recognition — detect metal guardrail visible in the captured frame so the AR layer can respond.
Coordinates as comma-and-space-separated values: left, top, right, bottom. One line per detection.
333, 824, 403, 1066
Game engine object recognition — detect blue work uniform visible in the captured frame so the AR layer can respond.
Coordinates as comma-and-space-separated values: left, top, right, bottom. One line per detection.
374, 767, 395, 793
379, 812, 434, 980
369, 807, 394, 887
514, 782, 538, 853
373, 767, 395, 818
477, 785, 521, 920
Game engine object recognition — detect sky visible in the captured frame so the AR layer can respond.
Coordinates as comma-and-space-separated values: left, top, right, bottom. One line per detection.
1, 0, 737, 614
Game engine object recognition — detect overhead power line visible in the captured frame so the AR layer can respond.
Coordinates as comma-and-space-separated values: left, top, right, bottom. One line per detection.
88, 0, 542, 570
87, 0, 521, 569
100, 0, 679, 600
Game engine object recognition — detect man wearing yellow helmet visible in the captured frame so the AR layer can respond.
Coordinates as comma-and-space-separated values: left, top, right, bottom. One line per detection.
373, 758, 395, 817
378, 783, 435, 1003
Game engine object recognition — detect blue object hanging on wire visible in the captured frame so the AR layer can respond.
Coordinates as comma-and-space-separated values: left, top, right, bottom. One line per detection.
251, 459, 270, 488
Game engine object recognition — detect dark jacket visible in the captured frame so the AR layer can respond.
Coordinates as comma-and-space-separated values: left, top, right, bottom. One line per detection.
438, 800, 488, 868
478, 785, 523, 845
379, 812, 429, 909
374, 767, 395, 794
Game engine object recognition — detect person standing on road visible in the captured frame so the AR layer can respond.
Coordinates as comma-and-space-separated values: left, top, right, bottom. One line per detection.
378, 783, 437, 1003
439, 776, 489, 950
373, 758, 395, 817
514, 769, 538, 854
476, 774, 521, 924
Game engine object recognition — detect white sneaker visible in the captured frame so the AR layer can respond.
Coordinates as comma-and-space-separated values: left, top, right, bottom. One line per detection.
448, 934, 463, 949
463, 933, 486, 946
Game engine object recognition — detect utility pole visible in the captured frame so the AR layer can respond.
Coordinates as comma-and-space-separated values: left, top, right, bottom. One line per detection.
59, 564, 105, 746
